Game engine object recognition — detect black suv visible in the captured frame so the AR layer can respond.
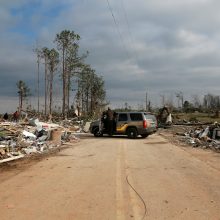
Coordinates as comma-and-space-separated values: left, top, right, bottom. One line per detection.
89, 112, 155, 139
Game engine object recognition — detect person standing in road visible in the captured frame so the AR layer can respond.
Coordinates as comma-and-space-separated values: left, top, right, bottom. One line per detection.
107, 107, 114, 135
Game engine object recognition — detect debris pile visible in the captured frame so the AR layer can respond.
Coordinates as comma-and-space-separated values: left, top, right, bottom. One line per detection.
175, 122, 220, 151
157, 106, 172, 128
0, 118, 80, 163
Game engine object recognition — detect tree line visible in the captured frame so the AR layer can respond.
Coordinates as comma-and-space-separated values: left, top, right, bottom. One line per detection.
17, 30, 106, 118
183, 93, 220, 113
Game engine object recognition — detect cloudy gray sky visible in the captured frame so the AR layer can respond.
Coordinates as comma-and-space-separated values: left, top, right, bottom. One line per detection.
1, 0, 220, 112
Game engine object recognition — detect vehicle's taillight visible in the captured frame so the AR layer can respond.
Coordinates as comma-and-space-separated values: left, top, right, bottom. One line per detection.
143, 120, 147, 128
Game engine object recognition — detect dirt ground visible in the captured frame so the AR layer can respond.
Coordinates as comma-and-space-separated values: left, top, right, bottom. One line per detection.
0, 133, 220, 220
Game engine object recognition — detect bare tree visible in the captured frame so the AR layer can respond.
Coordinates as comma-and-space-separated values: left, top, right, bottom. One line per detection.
17, 80, 30, 112
54, 30, 80, 118
33, 48, 41, 113
191, 94, 201, 108
40, 47, 50, 115
76, 65, 106, 116
203, 93, 220, 110
47, 48, 59, 115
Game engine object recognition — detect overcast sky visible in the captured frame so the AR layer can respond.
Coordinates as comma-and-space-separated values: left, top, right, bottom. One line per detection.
1, 0, 220, 112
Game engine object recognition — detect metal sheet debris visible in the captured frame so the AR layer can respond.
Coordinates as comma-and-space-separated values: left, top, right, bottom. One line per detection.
175, 122, 220, 151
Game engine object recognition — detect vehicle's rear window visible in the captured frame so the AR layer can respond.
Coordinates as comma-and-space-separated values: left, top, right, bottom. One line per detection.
144, 114, 156, 121
118, 113, 128, 121
130, 113, 143, 121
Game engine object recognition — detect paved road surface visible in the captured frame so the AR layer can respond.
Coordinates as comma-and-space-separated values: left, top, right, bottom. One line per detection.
0, 134, 220, 220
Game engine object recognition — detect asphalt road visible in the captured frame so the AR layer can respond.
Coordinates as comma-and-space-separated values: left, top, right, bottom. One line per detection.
0, 134, 220, 220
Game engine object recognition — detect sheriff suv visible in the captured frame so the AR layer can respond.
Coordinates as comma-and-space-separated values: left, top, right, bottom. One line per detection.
90, 112, 156, 139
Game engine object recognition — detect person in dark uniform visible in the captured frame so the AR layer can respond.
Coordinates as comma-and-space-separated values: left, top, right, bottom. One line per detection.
107, 107, 114, 135
113, 111, 118, 132
101, 110, 108, 132
3, 113, 9, 120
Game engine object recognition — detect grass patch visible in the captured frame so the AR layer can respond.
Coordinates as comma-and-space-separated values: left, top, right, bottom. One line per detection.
173, 112, 220, 123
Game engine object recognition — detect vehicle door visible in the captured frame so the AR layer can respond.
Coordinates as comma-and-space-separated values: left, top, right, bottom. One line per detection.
116, 113, 129, 133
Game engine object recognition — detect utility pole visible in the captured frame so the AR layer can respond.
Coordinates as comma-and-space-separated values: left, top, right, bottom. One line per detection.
146, 91, 148, 111
160, 94, 165, 106
176, 91, 183, 109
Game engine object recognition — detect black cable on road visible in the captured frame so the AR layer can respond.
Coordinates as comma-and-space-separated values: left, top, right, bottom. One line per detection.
126, 175, 148, 220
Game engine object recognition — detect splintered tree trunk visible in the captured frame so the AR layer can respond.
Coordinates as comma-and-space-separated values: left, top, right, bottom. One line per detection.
77, 79, 80, 116
19, 92, 22, 112
65, 70, 68, 118
81, 86, 84, 115
21, 95, 23, 111
37, 54, 40, 113
49, 70, 53, 115
20, 89, 24, 112
90, 90, 94, 115
90, 92, 93, 114
44, 59, 48, 115
86, 90, 89, 114
62, 72, 65, 116
62, 48, 66, 118
67, 71, 71, 115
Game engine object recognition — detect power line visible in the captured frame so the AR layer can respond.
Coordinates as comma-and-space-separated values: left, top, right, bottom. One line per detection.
106, 0, 130, 59
120, 0, 149, 105
120, 0, 140, 64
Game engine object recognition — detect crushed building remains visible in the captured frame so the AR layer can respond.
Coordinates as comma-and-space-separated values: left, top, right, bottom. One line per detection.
0, 117, 82, 163
175, 122, 220, 151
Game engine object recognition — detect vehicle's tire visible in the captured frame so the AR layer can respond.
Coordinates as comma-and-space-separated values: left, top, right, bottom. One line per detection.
93, 127, 103, 137
127, 128, 138, 139
141, 134, 148, 138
